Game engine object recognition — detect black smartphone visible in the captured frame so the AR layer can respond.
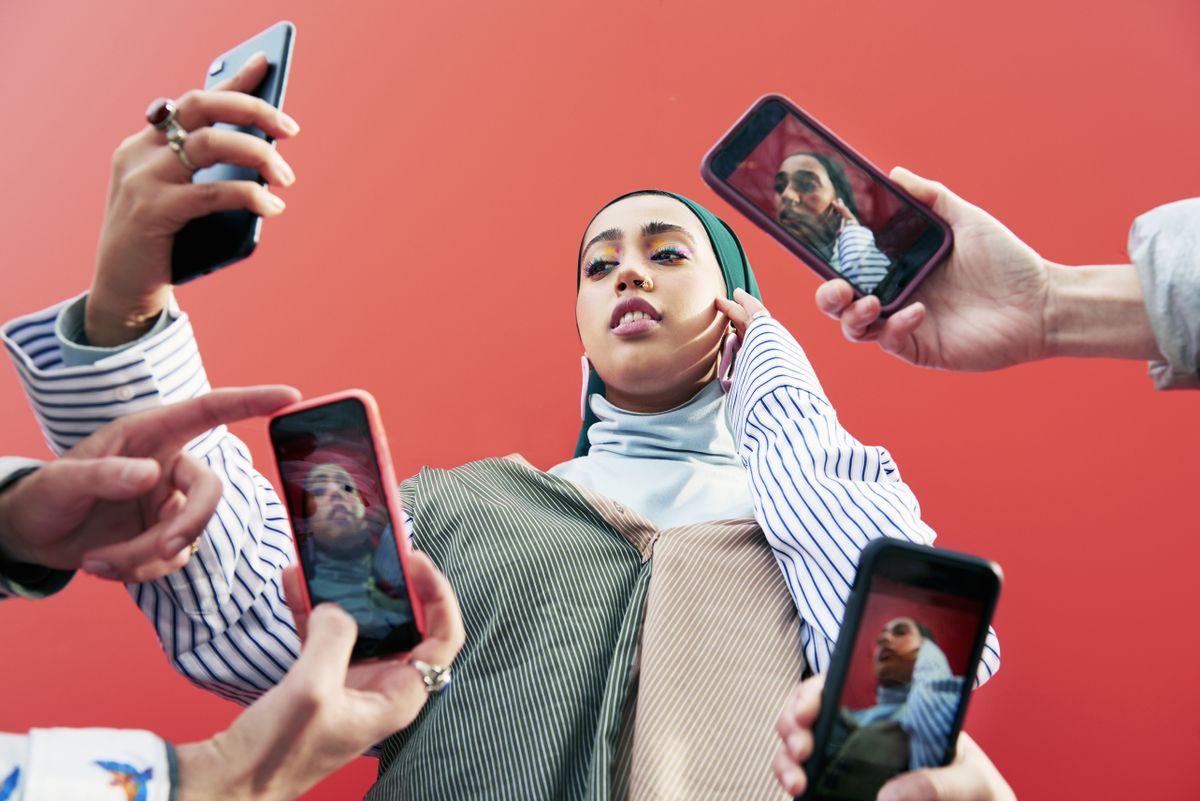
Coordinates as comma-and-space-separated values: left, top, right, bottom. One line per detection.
701, 95, 953, 314
799, 539, 1001, 801
171, 21, 295, 284
268, 390, 425, 661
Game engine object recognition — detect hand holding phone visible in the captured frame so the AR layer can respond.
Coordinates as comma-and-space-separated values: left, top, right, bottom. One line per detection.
702, 95, 953, 314
269, 390, 425, 661
87, 23, 298, 347
172, 20, 296, 283
795, 539, 1002, 801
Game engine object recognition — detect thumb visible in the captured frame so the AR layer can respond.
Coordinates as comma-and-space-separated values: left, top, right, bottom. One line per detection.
877, 762, 986, 801
889, 166, 966, 225
291, 603, 358, 691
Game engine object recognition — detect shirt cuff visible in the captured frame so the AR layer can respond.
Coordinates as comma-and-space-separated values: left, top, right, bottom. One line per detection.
56, 295, 173, 368
2, 294, 218, 456
1129, 198, 1200, 390
23, 729, 172, 801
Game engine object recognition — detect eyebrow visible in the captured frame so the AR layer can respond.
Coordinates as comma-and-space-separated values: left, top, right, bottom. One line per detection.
582, 221, 699, 255
642, 221, 696, 245
582, 227, 622, 253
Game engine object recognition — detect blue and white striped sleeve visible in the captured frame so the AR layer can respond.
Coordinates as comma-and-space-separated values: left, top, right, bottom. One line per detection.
726, 317, 1001, 686
835, 224, 892, 294
1, 296, 301, 706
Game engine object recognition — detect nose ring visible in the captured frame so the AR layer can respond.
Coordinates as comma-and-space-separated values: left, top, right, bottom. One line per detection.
633, 278, 653, 290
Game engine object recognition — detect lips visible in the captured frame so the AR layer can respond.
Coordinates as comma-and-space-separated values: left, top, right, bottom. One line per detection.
610, 297, 662, 335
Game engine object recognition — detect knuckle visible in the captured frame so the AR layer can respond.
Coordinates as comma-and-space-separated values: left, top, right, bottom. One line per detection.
177, 89, 201, 110
193, 181, 223, 207
187, 126, 215, 153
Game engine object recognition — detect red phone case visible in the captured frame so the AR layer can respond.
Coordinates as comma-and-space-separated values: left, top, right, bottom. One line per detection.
700, 94, 953, 315
268, 389, 426, 650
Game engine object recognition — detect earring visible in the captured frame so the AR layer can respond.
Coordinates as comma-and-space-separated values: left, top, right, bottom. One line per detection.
580, 354, 592, 420
717, 327, 740, 393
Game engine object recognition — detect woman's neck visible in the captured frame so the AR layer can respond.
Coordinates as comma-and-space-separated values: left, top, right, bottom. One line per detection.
603, 362, 719, 413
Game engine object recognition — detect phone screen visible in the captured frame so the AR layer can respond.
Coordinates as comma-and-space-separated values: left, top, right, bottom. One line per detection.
706, 97, 948, 305
805, 543, 999, 801
269, 397, 421, 660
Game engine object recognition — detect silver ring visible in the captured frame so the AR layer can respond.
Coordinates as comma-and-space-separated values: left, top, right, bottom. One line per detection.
410, 659, 452, 695
147, 98, 198, 173
749, 310, 771, 322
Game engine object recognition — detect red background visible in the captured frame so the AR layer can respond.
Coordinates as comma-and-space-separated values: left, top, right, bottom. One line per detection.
842, 578, 982, 710
1, 2, 1198, 799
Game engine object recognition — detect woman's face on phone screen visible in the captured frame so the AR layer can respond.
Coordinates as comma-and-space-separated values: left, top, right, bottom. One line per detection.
874, 616, 925, 687
576, 194, 727, 412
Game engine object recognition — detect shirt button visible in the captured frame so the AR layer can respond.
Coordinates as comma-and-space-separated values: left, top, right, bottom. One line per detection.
115, 386, 135, 401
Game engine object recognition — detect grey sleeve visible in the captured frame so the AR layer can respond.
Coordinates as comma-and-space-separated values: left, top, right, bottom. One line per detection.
1129, 198, 1200, 390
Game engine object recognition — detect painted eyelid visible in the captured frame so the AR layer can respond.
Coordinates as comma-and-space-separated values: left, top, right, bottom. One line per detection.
651, 247, 690, 259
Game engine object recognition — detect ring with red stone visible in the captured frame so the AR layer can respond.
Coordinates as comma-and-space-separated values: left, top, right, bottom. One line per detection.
145, 97, 197, 173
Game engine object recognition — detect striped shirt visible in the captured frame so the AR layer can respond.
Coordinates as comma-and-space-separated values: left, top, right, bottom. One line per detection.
0, 299, 999, 703
833, 224, 892, 293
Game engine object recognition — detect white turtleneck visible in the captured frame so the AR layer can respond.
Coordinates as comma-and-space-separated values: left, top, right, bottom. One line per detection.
548, 379, 755, 529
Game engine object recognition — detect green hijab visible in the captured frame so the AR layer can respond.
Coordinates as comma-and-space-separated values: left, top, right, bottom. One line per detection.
573, 190, 763, 458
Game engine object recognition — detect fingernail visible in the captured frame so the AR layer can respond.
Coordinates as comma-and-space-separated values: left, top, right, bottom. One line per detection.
279, 112, 300, 135
120, 460, 156, 487
265, 194, 287, 214
783, 768, 803, 791
83, 559, 115, 577
277, 160, 296, 186
164, 536, 188, 555
787, 733, 805, 756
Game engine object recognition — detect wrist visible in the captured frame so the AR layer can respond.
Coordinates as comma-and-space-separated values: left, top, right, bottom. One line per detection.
1043, 262, 1163, 361
177, 739, 249, 801
85, 280, 170, 347
0, 466, 39, 563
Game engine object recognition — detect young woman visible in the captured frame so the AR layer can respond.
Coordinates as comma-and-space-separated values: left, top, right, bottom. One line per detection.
1, 57, 998, 800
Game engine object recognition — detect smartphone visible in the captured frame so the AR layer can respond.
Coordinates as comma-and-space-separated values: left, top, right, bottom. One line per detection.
701, 95, 953, 313
171, 21, 296, 285
799, 539, 1001, 801
268, 390, 424, 661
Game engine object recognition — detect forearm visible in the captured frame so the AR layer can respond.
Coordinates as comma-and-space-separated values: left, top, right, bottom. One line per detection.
1044, 263, 1162, 361
3, 297, 300, 700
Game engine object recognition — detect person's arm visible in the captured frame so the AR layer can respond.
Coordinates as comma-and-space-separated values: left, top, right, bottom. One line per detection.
3, 303, 303, 705
0, 556, 464, 801
898, 642, 966, 771
835, 223, 892, 293
717, 290, 1000, 684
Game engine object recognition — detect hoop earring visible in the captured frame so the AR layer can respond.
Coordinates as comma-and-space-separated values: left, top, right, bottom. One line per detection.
717, 328, 740, 393
580, 354, 592, 420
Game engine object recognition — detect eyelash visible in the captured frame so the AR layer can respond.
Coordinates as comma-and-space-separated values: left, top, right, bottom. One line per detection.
585, 258, 616, 278
651, 247, 688, 263
584, 248, 689, 278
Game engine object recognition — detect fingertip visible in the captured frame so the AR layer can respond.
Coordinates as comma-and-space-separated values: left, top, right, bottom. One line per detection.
242, 51, 268, 74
